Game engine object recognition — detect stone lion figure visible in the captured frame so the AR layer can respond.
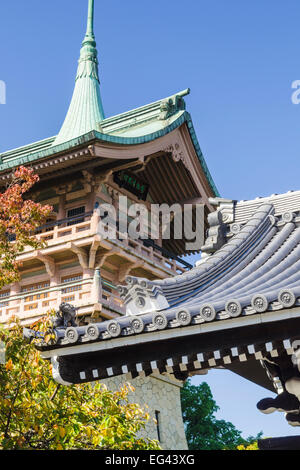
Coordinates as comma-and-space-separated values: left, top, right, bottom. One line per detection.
52, 302, 77, 329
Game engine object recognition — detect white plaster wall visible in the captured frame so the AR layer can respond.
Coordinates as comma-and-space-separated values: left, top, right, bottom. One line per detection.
102, 373, 188, 450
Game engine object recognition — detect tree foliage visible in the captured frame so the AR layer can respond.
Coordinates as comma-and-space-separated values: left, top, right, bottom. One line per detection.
181, 379, 261, 450
237, 442, 259, 450
0, 165, 260, 450
0, 166, 52, 288
0, 316, 161, 450
0, 166, 160, 450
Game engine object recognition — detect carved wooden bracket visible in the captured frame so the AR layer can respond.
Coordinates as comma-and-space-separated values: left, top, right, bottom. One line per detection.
89, 237, 101, 269
35, 251, 56, 277
70, 243, 88, 269
164, 142, 188, 169
97, 248, 120, 268
119, 261, 145, 283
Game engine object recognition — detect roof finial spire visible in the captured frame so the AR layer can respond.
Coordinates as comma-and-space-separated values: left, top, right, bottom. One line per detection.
53, 0, 105, 146
86, 0, 95, 38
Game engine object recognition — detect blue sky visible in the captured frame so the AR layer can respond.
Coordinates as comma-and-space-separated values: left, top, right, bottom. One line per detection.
1, 0, 300, 439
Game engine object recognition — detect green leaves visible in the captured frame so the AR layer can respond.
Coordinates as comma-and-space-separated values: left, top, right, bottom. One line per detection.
0, 316, 160, 450
181, 379, 262, 450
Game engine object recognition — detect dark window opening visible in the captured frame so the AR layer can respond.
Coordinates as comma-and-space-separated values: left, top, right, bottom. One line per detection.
67, 206, 85, 226
155, 410, 161, 442
45, 218, 56, 232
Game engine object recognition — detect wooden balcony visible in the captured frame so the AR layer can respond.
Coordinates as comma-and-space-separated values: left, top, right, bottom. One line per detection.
0, 278, 125, 324
26, 211, 189, 277
1, 211, 191, 324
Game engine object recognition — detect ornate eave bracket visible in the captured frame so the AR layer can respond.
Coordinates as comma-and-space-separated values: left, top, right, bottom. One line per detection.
163, 142, 190, 172
118, 276, 169, 316
159, 91, 188, 120
208, 197, 236, 224
201, 209, 227, 255
257, 348, 300, 427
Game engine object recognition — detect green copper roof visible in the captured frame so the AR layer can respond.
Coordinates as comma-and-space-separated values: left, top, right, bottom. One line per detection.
0, 1, 220, 197
0, 99, 220, 197
53, 0, 105, 146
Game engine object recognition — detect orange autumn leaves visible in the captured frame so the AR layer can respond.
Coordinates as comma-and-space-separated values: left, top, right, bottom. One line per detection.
0, 166, 52, 288
5, 358, 13, 371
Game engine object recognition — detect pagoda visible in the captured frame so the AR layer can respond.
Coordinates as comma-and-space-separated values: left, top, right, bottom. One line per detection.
1, 0, 219, 450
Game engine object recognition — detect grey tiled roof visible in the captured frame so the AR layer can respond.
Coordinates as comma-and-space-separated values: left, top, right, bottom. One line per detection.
122, 202, 300, 319
38, 194, 300, 351
228, 190, 300, 225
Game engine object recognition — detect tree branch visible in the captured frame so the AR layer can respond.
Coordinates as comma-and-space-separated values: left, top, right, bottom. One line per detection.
50, 384, 61, 401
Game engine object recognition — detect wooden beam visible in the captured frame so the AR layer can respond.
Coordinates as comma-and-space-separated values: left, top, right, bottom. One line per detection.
35, 251, 56, 277
70, 243, 88, 269
89, 236, 101, 269
119, 261, 146, 282
97, 249, 120, 268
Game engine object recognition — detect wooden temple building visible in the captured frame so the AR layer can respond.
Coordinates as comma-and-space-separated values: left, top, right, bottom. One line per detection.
1, 0, 219, 450
4, 0, 300, 451
0, 1, 218, 327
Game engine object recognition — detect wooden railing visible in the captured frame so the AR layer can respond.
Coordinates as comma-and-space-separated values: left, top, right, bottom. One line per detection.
0, 279, 126, 322
101, 291, 126, 315
119, 237, 186, 275
36, 212, 95, 244
0, 279, 94, 322
28, 211, 189, 275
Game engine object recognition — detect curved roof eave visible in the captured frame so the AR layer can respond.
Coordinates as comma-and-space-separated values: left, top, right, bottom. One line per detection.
0, 111, 219, 197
